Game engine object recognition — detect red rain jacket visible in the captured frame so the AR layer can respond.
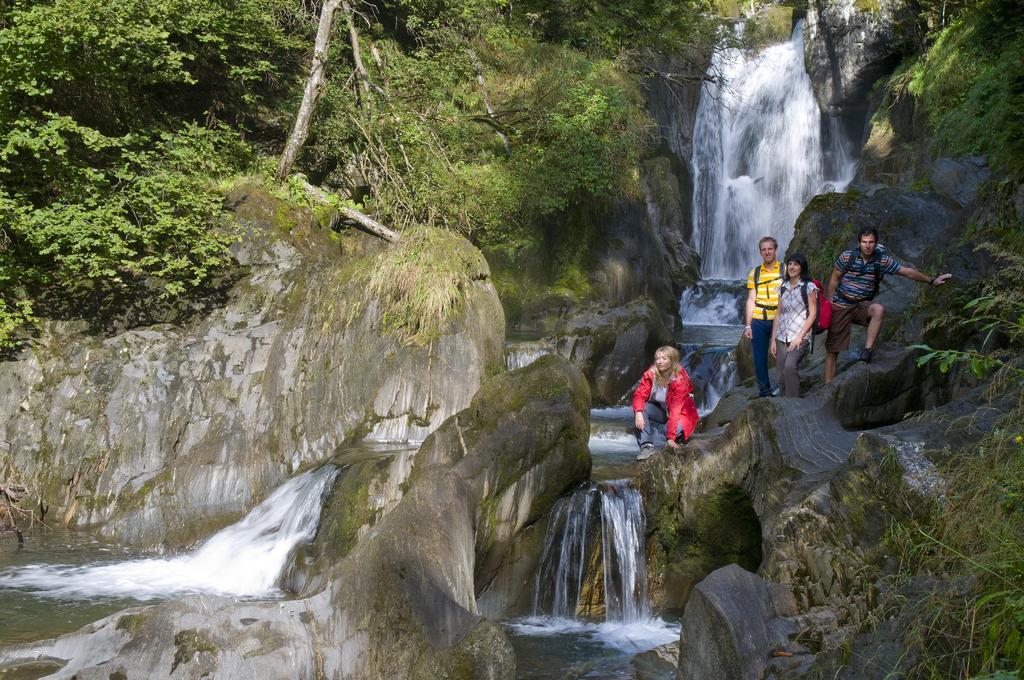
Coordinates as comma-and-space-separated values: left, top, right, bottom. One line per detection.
631, 366, 699, 442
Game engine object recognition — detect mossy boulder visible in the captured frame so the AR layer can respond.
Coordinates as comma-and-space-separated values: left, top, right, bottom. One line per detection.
788, 186, 984, 345
0, 183, 504, 547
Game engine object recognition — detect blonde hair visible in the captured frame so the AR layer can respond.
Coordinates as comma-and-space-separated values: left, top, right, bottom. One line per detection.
652, 345, 681, 387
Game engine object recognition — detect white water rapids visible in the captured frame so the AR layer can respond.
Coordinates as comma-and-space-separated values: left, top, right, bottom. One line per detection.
0, 466, 337, 601
691, 21, 857, 278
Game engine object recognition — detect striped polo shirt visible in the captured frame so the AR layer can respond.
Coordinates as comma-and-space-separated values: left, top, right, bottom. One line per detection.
746, 261, 782, 321
832, 249, 901, 306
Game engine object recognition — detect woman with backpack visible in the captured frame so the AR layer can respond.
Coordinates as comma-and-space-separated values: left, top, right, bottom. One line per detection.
770, 253, 818, 398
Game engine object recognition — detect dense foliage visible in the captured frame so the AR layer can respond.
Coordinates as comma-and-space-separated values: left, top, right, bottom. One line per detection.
0, 0, 715, 345
906, 0, 1024, 175
0, 0, 309, 344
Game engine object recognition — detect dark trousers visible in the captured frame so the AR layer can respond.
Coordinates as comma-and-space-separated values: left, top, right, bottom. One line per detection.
751, 318, 774, 396
635, 401, 684, 447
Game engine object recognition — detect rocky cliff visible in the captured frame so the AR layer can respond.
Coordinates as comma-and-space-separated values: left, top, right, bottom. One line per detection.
0, 184, 505, 547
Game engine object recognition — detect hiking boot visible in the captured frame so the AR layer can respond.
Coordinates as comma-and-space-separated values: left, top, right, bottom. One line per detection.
850, 347, 874, 364
636, 444, 656, 461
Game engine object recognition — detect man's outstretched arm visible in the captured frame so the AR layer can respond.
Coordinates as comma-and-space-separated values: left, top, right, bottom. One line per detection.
897, 266, 952, 286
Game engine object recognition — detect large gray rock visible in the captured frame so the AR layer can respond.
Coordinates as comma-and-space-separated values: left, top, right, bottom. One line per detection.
0, 185, 505, 547
803, 0, 905, 136
788, 186, 987, 343
677, 565, 795, 680
639, 340, 1012, 677
0, 354, 592, 679
553, 298, 675, 406
640, 344, 956, 613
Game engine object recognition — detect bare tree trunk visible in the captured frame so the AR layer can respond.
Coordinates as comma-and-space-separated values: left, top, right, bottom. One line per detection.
300, 180, 401, 243
342, 2, 377, 101
276, 0, 343, 183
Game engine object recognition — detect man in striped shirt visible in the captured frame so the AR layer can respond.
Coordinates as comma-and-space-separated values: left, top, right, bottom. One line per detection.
824, 226, 952, 383
744, 236, 782, 397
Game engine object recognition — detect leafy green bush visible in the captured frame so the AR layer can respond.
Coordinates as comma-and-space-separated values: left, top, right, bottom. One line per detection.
0, 0, 307, 344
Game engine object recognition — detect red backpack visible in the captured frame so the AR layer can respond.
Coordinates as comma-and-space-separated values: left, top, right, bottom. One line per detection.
800, 279, 832, 333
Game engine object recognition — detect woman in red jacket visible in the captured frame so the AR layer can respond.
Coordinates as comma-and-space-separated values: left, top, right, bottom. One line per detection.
632, 345, 699, 461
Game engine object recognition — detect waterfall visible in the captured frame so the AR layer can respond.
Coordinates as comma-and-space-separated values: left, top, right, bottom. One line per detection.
0, 466, 337, 601
690, 22, 857, 279
532, 486, 598, 618
599, 481, 649, 622
533, 481, 650, 622
506, 339, 556, 371
681, 343, 738, 415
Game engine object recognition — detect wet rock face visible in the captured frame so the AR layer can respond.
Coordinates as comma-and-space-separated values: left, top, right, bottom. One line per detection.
677, 565, 796, 680
643, 344, 955, 606
0, 185, 505, 547
789, 186, 987, 343
803, 0, 905, 135
552, 298, 675, 407
0, 355, 591, 680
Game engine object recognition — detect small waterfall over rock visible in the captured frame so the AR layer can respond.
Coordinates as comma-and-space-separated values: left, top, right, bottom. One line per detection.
0, 467, 337, 601
506, 338, 557, 371
691, 22, 857, 278
599, 482, 649, 622
532, 486, 598, 618
682, 343, 739, 415
533, 480, 649, 622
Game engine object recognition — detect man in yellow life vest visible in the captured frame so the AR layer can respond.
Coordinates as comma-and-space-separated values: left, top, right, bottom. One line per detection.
743, 236, 782, 398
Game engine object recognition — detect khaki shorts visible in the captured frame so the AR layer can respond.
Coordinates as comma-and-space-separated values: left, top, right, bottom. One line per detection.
825, 301, 874, 353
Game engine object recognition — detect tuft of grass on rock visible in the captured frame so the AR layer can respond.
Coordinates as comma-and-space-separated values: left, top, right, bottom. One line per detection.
352, 227, 490, 346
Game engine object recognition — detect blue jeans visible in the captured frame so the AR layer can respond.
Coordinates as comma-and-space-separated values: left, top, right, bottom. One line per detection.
751, 318, 774, 396
635, 401, 684, 448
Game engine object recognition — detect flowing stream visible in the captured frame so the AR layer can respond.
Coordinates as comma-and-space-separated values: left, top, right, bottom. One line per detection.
0, 466, 337, 643
506, 481, 678, 678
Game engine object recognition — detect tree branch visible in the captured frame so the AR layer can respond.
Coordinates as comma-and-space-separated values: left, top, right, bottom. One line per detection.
299, 180, 401, 243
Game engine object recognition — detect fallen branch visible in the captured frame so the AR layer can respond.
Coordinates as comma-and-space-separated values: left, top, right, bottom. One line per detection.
639, 64, 718, 87
299, 180, 401, 243
1, 480, 28, 547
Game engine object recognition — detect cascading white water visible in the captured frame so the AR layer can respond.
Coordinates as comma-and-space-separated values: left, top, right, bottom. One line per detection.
532, 481, 650, 623
681, 344, 739, 415
532, 486, 597, 618
0, 466, 337, 601
599, 481, 649, 623
678, 281, 745, 326
691, 21, 857, 279
506, 340, 556, 371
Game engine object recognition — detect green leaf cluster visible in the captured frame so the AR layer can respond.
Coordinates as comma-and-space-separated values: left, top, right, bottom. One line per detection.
0, 0, 307, 344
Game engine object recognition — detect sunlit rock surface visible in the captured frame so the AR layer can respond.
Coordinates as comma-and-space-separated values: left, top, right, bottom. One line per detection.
638, 342, 1013, 677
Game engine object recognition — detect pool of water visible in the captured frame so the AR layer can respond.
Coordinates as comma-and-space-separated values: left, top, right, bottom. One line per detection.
505, 616, 680, 679
0, 528, 147, 644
